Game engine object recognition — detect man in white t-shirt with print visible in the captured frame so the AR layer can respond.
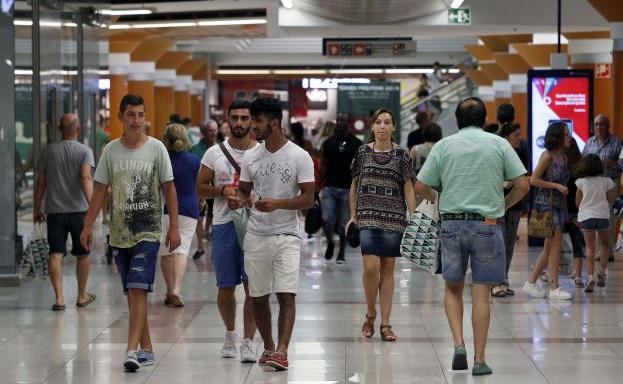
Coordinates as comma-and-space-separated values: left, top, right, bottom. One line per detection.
197, 100, 259, 362
231, 97, 315, 371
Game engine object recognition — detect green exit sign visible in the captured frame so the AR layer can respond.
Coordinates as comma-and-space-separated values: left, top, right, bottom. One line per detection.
448, 8, 471, 25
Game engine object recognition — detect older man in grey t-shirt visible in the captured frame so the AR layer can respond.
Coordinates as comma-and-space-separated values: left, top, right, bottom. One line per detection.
34, 113, 96, 311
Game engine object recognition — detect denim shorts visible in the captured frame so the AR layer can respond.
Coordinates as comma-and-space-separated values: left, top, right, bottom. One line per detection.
360, 229, 402, 257
580, 218, 610, 231
212, 221, 247, 288
533, 202, 566, 230
112, 241, 160, 294
440, 220, 505, 284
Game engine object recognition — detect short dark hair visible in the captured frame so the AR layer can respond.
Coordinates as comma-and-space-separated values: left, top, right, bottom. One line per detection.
484, 123, 499, 134
499, 122, 520, 138
497, 103, 515, 124
415, 111, 429, 126
422, 123, 442, 143
455, 97, 486, 129
544, 122, 566, 150
181, 117, 191, 125
228, 99, 252, 115
575, 153, 604, 178
120, 94, 145, 114
250, 97, 282, 124
169, 113, 181, 123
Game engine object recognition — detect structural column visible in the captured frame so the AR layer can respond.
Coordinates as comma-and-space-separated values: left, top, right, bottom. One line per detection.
0, 4, 17, 285
108, 51, 132, 139
155, 51, 190, 137
127, 62, 156, 135
191, 64, 208, 125
612, 23, 623, 138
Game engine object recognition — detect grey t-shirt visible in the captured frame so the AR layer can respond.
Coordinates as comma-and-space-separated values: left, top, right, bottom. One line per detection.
37, 140, 94, 214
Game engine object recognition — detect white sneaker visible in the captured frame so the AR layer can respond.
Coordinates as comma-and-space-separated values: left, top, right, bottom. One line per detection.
240, 338, 257, 363
522, 281, 546, 298
221, 331, 237, 358
548, 287, 572, 300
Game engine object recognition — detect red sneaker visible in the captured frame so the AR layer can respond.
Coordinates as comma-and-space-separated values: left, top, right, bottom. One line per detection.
265, 351, 289, 371
258, 350, 273, 366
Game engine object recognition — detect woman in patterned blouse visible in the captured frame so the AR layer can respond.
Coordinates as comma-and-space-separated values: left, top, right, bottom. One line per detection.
349, 108, 416, 342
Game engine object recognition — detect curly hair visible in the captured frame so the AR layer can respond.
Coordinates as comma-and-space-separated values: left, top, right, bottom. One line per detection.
162, 123, 191, 152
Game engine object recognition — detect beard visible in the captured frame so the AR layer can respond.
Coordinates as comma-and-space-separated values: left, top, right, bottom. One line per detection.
231, 126, 250, 139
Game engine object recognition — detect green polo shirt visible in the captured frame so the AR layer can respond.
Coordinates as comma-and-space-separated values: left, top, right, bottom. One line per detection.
417, 126, 527, 218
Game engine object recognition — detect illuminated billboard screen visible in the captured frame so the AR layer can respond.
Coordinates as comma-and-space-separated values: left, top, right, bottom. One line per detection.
528, 69, 593, 171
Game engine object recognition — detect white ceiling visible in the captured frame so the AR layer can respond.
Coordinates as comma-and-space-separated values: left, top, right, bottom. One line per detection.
107, 0, 609, 67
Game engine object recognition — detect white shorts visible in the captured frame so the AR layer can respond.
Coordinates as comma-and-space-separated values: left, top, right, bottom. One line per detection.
243, 232, 301, 297
158, 214, 198, 257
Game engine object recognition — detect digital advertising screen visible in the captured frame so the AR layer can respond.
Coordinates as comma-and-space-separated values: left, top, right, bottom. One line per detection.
528, 69, 593, 171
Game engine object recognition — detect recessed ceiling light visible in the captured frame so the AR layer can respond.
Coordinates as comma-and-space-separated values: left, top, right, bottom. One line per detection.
197, 18, 267, 26
385, 68, 433, 74
273, 69, 328, 75
108, 24, 132, 30
217, 69, 271, 75
130, 22, 197, 29
99, 9, 153, 16
450, 0, 465, 9
329, 69, 384, 74
281, 0, 294, 9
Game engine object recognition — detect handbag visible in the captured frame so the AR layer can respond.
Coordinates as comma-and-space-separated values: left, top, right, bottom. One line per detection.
20, 223, 49, 279
528, 189, 554, 238
401, 191, 440, 274
305, 193, 323, 234
230, 207, 250, 249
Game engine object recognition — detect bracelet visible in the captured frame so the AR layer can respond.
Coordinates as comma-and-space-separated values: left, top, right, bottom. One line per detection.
220, 185, 226, 196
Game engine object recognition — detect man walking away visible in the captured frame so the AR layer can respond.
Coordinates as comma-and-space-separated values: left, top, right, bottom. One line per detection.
415, 97, 529, 376
34, 113, 96, 311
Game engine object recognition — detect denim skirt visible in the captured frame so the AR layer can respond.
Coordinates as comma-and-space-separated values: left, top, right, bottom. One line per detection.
360, 229, 402, 257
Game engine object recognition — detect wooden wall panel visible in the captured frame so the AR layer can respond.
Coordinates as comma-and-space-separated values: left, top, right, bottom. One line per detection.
191, 94, 204, 126
174, 91, 191, 119
154, 86, 175, 139
511, 93, 528, 139
109, 75, 127, 139
127, 81, 155, 135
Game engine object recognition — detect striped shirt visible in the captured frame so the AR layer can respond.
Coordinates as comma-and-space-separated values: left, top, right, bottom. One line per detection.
583, 135, 622, 179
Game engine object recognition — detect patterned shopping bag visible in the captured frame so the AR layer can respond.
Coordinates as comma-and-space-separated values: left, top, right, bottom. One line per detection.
401, 193, 440, 274
20, 223, 49, 279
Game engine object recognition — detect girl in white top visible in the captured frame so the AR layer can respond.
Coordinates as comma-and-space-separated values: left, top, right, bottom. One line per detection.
575, 154, 615, 292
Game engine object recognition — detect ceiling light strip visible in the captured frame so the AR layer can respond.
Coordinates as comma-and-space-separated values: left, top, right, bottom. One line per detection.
108, 18, 267, 30
329, 69, 384, 74
99, 9, 153, 16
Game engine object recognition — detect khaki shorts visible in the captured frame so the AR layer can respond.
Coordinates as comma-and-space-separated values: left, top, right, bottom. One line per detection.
243, 232, 301, 297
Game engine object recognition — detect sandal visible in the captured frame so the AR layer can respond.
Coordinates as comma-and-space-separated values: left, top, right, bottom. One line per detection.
361, 314, 375, 338
490, 284, 507, 298
380, 325, 397, 341
76, 293, 96, 308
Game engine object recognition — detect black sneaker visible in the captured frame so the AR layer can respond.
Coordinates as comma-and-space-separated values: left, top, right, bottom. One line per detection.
336, 252, 345, 264
324, 243, 334, 260
192, 250, 204, 260
452, 346, 468, 370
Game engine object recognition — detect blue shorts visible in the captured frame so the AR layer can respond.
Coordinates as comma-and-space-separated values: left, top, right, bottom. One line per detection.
360, 229, 402, 257
212, 221, 247, 288
112, 241, 160, 294
580, 218, 610, 231
440, 220, 505, 285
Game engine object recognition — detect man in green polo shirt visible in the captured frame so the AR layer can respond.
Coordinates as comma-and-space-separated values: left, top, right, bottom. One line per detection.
416, 97, 529, 376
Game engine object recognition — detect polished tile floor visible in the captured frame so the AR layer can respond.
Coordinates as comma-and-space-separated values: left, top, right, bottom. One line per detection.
2, 219, 623, 384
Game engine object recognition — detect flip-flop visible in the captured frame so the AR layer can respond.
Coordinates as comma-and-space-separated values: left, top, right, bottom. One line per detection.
51, 304, 66, 311
76, 293, 96, 308
490, 285, 507, 297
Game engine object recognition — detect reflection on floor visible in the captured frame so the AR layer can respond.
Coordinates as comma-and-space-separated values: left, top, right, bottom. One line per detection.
2, 219, 623, 383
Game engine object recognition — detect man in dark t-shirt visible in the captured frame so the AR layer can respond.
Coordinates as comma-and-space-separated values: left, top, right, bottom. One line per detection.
321, 118, 363, 263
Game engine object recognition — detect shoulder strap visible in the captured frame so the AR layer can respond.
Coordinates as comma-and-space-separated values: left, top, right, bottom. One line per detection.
219, 142, 241, 173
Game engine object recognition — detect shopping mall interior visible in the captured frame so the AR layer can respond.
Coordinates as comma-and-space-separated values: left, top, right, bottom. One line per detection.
1, 0, 623, 383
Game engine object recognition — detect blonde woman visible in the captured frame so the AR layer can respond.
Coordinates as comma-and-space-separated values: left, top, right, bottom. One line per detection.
349, 108, 416, 341
159, 124, 201, 307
